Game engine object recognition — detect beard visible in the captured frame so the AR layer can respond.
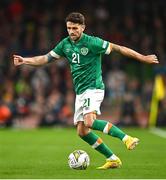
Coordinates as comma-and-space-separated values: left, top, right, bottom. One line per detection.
69, 34, 81, 42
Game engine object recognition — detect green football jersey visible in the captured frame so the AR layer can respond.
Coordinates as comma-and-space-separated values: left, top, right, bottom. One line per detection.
50, 33, 110, 95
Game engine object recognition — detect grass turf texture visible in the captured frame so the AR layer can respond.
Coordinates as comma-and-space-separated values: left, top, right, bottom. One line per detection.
0, 127, 166, 179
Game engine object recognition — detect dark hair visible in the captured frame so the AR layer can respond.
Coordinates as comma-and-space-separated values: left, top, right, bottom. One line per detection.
65, 12, 85, 25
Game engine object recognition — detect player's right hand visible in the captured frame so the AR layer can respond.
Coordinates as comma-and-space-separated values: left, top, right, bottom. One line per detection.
13, 55, 24, 66
142, 54, 159, 64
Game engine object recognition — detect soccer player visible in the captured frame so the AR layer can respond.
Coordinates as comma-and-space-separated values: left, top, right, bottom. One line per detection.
13, 12, 159, 169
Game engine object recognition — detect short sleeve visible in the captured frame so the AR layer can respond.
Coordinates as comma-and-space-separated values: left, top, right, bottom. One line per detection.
51, 40, 65, 58
90, 36, 110, 54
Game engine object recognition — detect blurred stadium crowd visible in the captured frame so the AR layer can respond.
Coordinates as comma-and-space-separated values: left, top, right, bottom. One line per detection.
0, 0, 166, 128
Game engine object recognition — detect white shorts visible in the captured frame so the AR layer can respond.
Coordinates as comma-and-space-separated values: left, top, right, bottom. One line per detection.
74, 89, 104, 125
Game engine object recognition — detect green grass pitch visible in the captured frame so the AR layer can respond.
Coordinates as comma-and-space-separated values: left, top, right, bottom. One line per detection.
0, 127, 166, 179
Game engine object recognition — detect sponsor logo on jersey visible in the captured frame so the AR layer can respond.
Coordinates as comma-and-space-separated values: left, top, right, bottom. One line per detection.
80, 47, 89, 56
66, 48, 70, 53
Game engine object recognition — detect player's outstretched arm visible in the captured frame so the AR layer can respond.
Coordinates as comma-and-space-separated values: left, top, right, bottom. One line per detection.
111, 43, 159, 64
13, 53, 58, 66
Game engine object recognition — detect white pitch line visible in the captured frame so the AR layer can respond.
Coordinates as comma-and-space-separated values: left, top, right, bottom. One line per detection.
149, 127, 166, 138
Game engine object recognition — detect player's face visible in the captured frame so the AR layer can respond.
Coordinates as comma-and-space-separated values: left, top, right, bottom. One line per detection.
66, 21, 85, 41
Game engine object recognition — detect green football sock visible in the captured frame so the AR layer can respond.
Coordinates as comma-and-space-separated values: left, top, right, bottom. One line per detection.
80, 131, 113, 158
92, 119, 126, 140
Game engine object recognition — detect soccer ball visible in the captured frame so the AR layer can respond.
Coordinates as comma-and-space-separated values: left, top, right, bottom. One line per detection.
68, 150, 90, 170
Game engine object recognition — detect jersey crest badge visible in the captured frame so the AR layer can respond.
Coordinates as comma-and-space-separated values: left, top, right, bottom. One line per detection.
80, 47, 89, 56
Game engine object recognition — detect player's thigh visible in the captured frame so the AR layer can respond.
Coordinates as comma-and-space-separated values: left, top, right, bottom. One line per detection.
74, 95, 84, 125
74, 89, 104, 126
83, 89, 104, 116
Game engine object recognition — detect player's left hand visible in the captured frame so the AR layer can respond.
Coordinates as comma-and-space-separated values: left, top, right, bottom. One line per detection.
143, 55, 159, 64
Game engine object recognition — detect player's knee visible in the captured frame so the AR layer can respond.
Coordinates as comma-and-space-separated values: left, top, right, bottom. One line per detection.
77, 122, 89, 137
84, 113, 95, 128
77, 128, 88, 137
